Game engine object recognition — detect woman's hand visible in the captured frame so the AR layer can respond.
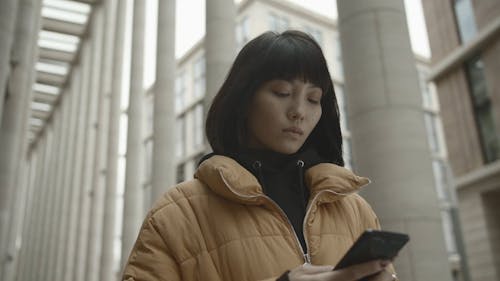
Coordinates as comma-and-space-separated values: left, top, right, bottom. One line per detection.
287, 260, 395, 281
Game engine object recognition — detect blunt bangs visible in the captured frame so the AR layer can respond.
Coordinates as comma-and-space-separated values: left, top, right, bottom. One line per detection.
253, 31, 331, 94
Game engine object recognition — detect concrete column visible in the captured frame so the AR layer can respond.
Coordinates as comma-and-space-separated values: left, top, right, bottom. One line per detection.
337, 1, 453, 281
14, 151, 37, 281
51, 95, 73, 281
46, 91, 72, 281
27, 132, 51, 281
16, 141, 38, 281
15, 152, 37, 281
12, 151, 32, 281
204, 0, 236, 117
121, 0, 146, 268
3, 8, 42, 276
29, 130, 54, 280
39, 109, 63, 281
0, 0, 18, 122
74, 8, 104, 281
53, 66, 82, 281
100, 0, 125, 279
0, 0, 38, 275
63, 40, 91, 281
152, 0, 176, 200
7, 0, 43, 275
85, 1, 115, 280
7, 156, 32, 281
47, 96, 72, 281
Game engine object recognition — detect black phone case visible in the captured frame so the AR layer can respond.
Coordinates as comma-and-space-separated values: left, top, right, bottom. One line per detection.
335, 229, 410, 270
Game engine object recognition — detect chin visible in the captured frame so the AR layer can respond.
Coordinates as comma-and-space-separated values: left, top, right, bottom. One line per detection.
273, 145, 301, 155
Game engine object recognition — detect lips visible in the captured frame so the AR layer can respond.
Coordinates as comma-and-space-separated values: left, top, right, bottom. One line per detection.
283, 127, 304, 135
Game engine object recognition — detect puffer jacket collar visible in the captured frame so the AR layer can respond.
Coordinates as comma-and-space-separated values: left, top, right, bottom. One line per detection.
195, 155, 370, 205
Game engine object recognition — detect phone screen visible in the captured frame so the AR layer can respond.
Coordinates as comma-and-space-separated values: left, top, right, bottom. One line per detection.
335, 229, 409, 270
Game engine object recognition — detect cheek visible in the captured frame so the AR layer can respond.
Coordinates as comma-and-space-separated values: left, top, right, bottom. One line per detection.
310, 108, 322, 128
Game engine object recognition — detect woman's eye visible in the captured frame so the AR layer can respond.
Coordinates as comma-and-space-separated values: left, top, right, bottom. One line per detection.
308, 98, 320, 104
273, 92, 290, 97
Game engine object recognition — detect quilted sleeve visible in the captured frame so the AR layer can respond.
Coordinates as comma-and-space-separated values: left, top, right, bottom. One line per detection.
122, 216, 181, 281
351, 193, 381, 231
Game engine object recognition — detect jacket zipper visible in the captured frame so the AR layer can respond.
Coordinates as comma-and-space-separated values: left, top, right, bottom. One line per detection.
261, 194, 311, 264
219, 172, 310, 264
301, 188, 367, 264
218, 171, 368, 265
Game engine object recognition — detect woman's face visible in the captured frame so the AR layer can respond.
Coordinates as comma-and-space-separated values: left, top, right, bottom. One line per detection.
246, 79, 323, 154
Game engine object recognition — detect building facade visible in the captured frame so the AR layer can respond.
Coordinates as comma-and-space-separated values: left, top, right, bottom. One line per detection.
422, 0, 500, 280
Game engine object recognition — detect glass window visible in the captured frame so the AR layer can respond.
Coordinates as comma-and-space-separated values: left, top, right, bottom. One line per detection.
143, 184, 152, 213
334, 33, 344, 80
465, 56, 499, 163
343, 137, 354, 171
440, 209, 458, 254
417, 68, 433, 109
176, 118, 185, 158
144, 140, 153, 183
424, 113, 440, 155
176, 163, 185, 183
236, 16, 250, 50
193, 104, 204, 149
175, 72, 186, 112
453, 0, 477, 43
304, 26, 322, 46
193, 57, 205, 99
334, 84, 349, 132
145, 95, 154, 137
432, 159, 448, 201
268, 13, 289, 32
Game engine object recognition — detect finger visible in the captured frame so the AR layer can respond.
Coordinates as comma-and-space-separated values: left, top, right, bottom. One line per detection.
333, 260, 388, 281
368, 269, 397, 281
300, 264, 335, 274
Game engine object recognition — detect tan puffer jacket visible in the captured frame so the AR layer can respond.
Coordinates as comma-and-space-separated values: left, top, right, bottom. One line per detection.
122, 155, 388, 281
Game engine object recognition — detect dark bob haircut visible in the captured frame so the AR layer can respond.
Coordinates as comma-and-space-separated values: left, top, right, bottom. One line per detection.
205, 30, 344, 166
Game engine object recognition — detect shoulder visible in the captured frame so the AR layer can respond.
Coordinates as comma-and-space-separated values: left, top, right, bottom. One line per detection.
140, 179, 217, 236
148, 179, 212, 219
139, 180, 216, 258
342, 193, 380, 230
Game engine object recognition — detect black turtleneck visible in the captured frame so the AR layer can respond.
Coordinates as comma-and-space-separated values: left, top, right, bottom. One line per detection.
230, 148, 326, 254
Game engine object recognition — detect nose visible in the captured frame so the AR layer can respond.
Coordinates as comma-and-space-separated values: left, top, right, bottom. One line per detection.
287, 100, 305, 121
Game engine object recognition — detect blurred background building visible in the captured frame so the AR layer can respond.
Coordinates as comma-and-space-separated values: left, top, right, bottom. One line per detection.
422, 0, 500, 280
0, 0, 498, 281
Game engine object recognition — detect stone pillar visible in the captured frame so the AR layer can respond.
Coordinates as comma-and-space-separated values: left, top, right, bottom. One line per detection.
53, 66, 82, 281
47, 89, 74, 281
0, 0, 40, 278
6, 0, 43, 276
121, 0, 146, 268
152, 0, 176, 200
39, 108, 63, 281
64, 39, 91, 281
337, 1, 453, 281
74, 8, 104, 281
204, 0, 236, 117
0, 0, 18, 122
100, 0, 125, 279
14, 150, 38, 281
28, 129, 52, 280
85, 0, 115, 280
46, 95, 72, 281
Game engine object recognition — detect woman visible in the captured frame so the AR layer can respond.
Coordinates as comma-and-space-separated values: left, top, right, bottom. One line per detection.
123, 30, 397, 281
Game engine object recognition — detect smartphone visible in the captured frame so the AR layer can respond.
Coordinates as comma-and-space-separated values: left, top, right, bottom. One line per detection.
335, 229, 409, 271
